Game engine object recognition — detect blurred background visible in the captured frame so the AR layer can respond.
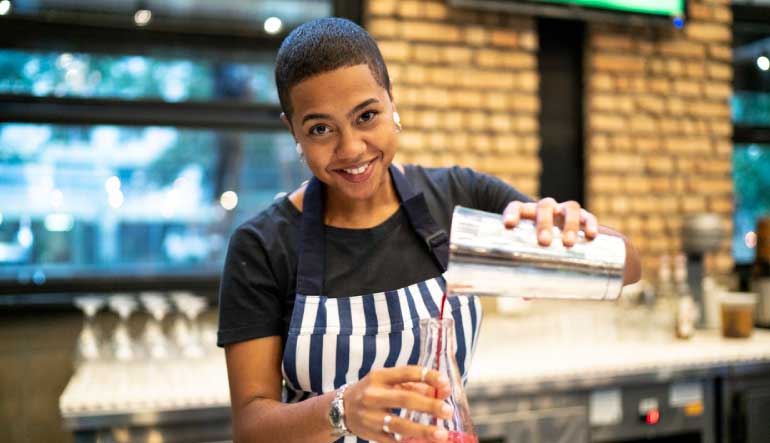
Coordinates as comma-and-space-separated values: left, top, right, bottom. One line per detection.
1, 0, 769, 442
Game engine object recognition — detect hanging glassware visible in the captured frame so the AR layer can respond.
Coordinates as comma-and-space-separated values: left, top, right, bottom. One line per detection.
403, 317, 478, 443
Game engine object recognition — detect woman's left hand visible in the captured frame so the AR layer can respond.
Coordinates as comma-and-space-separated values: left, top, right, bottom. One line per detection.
502, 198, 598, 248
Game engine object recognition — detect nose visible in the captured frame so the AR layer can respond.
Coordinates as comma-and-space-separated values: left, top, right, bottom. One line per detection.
335, 128, 366, 161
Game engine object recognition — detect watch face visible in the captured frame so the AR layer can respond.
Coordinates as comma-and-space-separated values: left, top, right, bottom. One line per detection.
330, 405, 341, 424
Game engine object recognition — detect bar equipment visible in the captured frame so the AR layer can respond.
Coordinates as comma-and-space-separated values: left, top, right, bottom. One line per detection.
681, 213, 725, 328
170, 291, 207, 358
444, 206, 626, 300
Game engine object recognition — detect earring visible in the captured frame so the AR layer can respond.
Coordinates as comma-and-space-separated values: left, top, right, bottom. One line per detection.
295, 143, 305, 161
393, 111, 402, 133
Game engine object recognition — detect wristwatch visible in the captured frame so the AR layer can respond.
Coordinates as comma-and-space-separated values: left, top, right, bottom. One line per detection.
328, 384, 354, 437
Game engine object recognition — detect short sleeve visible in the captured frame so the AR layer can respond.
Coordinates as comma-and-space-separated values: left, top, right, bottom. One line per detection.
450, 167, 534, 213
217, 225, 285, 347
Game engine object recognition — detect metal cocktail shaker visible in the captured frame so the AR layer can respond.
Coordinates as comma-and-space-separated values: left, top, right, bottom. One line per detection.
444, 206, 626, 300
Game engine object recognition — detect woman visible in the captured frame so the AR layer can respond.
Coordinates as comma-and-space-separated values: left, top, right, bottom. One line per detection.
218, 17, 640, 443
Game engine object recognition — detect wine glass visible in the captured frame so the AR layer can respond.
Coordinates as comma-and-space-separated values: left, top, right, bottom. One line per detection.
139, 292, 171, 360
73, 295, 106, 365
108, 294, 138, 361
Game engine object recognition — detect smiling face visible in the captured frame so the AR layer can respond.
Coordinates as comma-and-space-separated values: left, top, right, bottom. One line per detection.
285, 64, 399, 203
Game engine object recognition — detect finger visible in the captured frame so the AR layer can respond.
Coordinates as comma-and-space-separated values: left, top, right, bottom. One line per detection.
396, 382, 434, 397
535, 198, 558, 246
520, 202, 538, 220
502, 201, 522, 229
371, 366, 449, 391
559, 201, 581, 247
365, 386, 453, 419
384, 414, 450, 443
581, 209, 599, 240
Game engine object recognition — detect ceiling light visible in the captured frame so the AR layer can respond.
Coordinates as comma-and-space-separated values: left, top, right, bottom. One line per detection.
134, 8, 152, 26
264, 17, 283, 35
757, 55, 770, 72
0, 0, 11, 16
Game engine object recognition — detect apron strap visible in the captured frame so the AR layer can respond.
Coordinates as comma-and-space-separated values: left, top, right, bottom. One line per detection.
296, 177, 325, 296
389, 165, 449, 273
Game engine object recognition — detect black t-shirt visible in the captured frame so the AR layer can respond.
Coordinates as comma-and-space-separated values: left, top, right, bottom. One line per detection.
216, 165, 532, 347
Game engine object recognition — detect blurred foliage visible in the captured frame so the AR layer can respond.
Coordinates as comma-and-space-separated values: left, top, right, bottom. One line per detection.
733, 91, 770, 127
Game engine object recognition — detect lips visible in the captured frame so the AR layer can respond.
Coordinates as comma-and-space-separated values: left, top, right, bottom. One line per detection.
333, 158, 377, 183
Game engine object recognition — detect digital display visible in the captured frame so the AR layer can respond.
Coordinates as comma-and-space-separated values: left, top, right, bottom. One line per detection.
533, 0, 685, 16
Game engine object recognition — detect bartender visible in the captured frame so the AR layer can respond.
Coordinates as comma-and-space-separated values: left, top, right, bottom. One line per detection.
217, 17, 640, 443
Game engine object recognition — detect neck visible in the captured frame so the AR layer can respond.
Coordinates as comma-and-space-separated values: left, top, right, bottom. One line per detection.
324, 167, 400, 229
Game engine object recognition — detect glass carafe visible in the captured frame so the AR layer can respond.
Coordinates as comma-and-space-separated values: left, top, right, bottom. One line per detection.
404, 317, 477, 443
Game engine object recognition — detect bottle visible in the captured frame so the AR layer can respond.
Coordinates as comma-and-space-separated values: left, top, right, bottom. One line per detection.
674, 254, 699, 339
403, 318, 478, 443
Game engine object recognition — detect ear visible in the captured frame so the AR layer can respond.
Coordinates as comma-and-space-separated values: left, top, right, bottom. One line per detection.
280, 113, 295, 140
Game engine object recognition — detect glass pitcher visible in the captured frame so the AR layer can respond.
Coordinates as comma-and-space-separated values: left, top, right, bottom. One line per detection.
403, 317, 477, 443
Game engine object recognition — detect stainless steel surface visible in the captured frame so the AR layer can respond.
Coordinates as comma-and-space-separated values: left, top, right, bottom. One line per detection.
681, 213, 724, 254
445, 206, 626, 300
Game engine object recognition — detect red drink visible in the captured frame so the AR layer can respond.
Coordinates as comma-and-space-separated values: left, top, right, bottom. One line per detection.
402, 431, 479, 443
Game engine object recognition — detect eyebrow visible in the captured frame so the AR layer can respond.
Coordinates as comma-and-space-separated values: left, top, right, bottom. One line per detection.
301, 98, 380, 125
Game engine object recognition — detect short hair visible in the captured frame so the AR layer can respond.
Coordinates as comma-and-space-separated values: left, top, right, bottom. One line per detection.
275, 17, 391, 120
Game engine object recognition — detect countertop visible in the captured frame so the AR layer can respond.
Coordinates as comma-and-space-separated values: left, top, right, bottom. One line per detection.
59, 299, 770, 429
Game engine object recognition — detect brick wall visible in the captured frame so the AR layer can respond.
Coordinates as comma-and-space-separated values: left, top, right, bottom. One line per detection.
366, 0, 542, 198
585, 0, 734, 277
365, 0, 734, 278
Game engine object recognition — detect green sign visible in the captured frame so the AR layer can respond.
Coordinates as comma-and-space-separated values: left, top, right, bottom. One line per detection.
534, 0, 684, 16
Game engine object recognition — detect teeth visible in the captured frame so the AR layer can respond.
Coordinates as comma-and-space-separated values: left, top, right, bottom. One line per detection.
343, 162, 369, 175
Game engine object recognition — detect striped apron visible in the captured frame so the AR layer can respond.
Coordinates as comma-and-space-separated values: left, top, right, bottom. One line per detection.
282, 165, 482, 443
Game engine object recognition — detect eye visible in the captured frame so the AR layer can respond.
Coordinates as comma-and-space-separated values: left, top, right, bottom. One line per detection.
309, 124, 331, 136
357, 110, 379, 124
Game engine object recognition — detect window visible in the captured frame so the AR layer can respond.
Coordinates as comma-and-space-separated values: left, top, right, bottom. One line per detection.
732, 4, 770, 265
0, 1, 358, 293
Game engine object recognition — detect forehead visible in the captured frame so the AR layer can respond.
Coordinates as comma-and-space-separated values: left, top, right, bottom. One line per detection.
289, 64, 388, 119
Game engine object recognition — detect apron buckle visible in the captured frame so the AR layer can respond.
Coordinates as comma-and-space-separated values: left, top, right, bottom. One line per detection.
425, 230, 448, 252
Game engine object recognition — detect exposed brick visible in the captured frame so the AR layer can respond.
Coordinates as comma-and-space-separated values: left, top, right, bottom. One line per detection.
707, 62, 732, 80
708, 44, 732, 61
591, 34, 634, 50
686, 23, 731, 42
424, 1, 450, 20
464, 26, 488, 46
442, 46, 473, 65
377, 40, 409, 62
659, 40, 706, 58
490, 30, 519, 48
402, 21, 461, 43
674, 80, 702, 97
591, 74, 614, 91
413, 44, 443, 64
705, 82, 732, 99
636, 96, 665, 114
591, 54, 645, 73
646, 156, 674, 173
468, 111, 487, 131
397, 1, 423, 18
368, 0, 398, 16
591, 114, 627, 132
517, 71, 539, 92
519, 30, 538, 50
368, 18, 400, 38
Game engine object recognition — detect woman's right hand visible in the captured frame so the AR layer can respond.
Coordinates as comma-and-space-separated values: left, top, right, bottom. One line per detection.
343, 365, 454, 443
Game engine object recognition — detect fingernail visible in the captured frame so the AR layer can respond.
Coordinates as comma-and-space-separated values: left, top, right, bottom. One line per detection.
441, 404, 453, 417
433, 429, 448, 441
438, 374, 449, 384
564, 231, 575, 244
539, 230, 550, 243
